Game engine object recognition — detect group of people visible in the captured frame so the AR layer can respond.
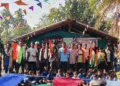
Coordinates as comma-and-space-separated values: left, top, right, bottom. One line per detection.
1, 38, 120, 74
1, 38, 120, 86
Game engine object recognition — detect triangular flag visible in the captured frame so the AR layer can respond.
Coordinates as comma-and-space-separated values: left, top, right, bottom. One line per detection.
1, 3, 9, 10
15, 0, 27, 6
37, 2, 42, 8
29, 6, 34, 11
35, 0, 40, 2
0, 16, 3, 20
23, 9, 27, 15
118, 0, 120, 3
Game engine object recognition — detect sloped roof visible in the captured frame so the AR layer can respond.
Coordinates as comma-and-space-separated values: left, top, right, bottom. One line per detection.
15, 19, 118, 42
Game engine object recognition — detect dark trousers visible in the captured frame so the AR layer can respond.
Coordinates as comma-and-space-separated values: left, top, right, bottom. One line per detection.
69, 64, 75, 71
98, 61, 106, 70
40, 62, 47, 72
16, 59, 25, 73
107, 62, 112, 71
77, 63, 85, 71
12, 60, 17, 72
28, 62, 36, 74
60, 62, 68, 72
85, 60, 89, 72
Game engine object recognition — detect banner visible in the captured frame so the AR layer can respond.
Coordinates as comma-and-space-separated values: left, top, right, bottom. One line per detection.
53, 77, 83, 86
63, 38, 97, 48
33, 84, 52, 86
0, 74, 27, 86
106, 80, 120, 86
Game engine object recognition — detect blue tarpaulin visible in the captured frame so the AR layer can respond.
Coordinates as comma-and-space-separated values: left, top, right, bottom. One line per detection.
0, 74, 27, 86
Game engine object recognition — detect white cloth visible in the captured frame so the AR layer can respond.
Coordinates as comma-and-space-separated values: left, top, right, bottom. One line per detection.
27, 47, 38, 62
89, 80, 101, 86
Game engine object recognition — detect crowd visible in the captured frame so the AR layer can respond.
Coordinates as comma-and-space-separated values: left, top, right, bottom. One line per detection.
0, 38, 120, 86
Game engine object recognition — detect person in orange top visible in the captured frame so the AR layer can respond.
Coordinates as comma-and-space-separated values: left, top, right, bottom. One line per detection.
83, 44, 89, 72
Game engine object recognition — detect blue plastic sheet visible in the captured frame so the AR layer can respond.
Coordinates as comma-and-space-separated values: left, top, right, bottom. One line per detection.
0, 74, 27, 86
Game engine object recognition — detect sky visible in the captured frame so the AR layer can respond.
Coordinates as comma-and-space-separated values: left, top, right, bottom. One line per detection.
0, 0, 65, 28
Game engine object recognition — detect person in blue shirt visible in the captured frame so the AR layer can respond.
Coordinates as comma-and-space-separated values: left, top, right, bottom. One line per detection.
58, 42, 69, 72
41, 66, 49, 77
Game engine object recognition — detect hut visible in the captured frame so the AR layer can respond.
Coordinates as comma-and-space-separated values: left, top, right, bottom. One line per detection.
14, 19, 118, 48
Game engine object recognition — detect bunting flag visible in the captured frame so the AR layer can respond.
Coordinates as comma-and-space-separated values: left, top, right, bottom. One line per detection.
118, 0, 120, 3
35, 0, 40, 2
15, 0, 27, 6
37, 2, 42, 8
0, 3, 9, 10
23, 9, 27, 15
0, 16, 2, 20
29, 6, 34, 11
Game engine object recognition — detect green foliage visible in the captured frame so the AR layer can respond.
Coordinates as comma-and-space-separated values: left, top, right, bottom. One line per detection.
0, 9, 31, 42
38, 0, 97, 27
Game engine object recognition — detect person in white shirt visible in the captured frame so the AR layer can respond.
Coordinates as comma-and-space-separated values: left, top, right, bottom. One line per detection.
27, 42, 38, 74
89, 74, 101, 86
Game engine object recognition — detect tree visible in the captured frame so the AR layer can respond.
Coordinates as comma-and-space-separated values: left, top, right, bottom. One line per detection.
38, 0, 97, 28
0, 9, 31, 42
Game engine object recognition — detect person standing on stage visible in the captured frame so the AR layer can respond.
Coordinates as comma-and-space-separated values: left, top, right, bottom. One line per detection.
39, 42, 49, 72
105, 46, 112, 71
27, 42, 38, 74
89, 42, 98, 68
16, 41, 24, 73
83, 44, 89, 72
4, 43, 12, 73
58, 42, 69, 72
76, 44, 84, 71
69, 43, 78, 71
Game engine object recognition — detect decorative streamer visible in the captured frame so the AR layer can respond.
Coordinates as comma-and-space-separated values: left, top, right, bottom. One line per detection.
0, 16, 3, 20
29, 6, 34, 11
35, 0, 40, 2
23, 9, 27, 15
37, 2, 42, 8
0, 3, 9, 10
15, 0, 27, 6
